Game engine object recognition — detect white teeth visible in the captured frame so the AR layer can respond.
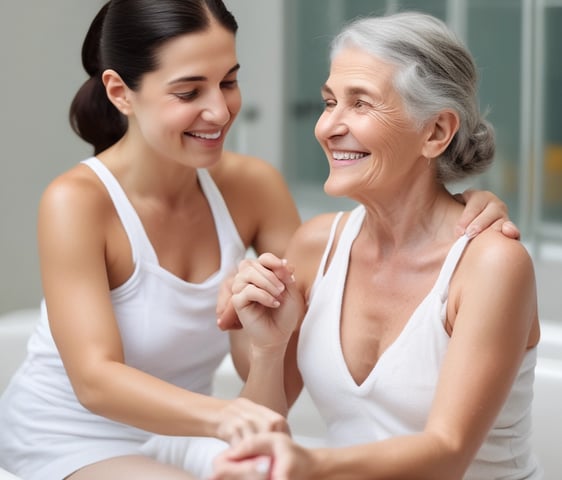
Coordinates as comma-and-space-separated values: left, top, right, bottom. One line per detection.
332, 151, 366, 160
190, 130, 221, 140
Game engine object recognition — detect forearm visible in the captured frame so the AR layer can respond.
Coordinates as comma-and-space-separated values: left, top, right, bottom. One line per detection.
308, 433, 468, 480
240, 347, 289, 416
75, 360, 225, 437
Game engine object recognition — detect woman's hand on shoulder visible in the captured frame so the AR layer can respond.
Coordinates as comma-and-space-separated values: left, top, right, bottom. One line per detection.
454, 189, 520, 239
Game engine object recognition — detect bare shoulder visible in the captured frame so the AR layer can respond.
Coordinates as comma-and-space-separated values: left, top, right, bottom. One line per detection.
209, 151, 301, 254
38, 163, 112, 242
210, 150, 288, 193
288, 212, 342, 253
287, 212, 345, 295
462, 229, 534, 277
450, 229, 538, 345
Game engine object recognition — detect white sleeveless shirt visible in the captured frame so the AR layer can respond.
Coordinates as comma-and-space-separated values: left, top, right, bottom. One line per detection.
0, 157, 246, 480
297, 205, 542, 479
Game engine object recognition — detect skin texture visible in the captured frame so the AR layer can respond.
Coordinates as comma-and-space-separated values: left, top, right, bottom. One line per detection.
211, 48, 539, 480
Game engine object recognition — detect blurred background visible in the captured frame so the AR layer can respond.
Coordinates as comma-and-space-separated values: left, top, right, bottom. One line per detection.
0, 0, 560, 323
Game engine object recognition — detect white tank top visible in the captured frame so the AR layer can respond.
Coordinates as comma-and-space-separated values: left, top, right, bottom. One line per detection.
297, 205, 542, 479
0, 157, 246, 479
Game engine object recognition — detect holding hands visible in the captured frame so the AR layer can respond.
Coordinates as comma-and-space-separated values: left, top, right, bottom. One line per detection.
211, 432, 313, 480
230, 254, 304, 353
215, 398, 290, 446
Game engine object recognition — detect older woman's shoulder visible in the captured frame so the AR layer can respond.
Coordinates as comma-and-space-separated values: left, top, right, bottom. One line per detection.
292, 212, 344, 245
286, 211, 351, 267
462, 228, 534, 280
284, 212, 344, 291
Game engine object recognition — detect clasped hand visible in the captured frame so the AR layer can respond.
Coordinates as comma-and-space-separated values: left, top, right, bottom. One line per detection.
230, 253, 303, 353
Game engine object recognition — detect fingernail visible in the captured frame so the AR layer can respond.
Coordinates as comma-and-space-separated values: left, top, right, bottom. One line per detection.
255, 457, 271, 474
466, 226, 479, 238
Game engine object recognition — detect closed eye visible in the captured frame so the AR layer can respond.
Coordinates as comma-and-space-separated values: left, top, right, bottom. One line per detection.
322, 98, 336, 109
220, 80, 238, 89
174, 90, 198, 101
354, 99, 370, 109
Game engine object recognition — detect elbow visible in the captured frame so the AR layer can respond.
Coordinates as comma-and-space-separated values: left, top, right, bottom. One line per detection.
425, 430, 476, 480
69, 369, 110, 415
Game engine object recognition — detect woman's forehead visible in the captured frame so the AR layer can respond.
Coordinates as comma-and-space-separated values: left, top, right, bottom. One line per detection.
327, 48, 396, 92
155, 24, 238, 76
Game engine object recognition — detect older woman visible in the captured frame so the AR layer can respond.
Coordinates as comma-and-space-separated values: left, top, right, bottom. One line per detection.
214, 11, 542, 480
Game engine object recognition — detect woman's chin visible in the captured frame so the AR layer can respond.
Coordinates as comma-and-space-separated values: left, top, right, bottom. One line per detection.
323, 178, 352, 198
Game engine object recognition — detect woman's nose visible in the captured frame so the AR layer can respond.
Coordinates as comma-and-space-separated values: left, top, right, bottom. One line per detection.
315, 110, 348, 141
201, 91, 231, 125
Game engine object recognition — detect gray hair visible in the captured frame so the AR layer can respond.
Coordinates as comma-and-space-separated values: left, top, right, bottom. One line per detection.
330, 11, 495, 182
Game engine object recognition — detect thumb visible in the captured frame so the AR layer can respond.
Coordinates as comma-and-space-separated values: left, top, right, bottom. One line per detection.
217, 300, 243, 331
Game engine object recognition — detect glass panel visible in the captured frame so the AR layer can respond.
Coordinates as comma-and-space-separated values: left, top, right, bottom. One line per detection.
395, 0, 446, 18
542, 4, 562, 224
283, 0, 334, 185
465, 0, 523, 223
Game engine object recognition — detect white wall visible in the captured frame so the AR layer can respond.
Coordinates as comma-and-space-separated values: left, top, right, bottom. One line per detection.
225, 0, 285, 169
0, 1, 283, 314
0, 1, 105, 313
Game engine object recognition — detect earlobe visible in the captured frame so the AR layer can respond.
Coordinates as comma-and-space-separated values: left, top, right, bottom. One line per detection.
102, 69, 132, 115
421, 110, 460, 158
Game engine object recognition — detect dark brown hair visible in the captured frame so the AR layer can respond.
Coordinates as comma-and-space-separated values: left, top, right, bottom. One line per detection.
69, 0, 238, 154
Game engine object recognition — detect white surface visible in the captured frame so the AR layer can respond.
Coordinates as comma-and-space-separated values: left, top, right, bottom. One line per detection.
0, 309, 38, 392
531, 321, 562, 480
0, 468, 22, 480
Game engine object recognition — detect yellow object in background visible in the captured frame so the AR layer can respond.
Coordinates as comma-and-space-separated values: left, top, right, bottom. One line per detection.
545, 144, 562, 205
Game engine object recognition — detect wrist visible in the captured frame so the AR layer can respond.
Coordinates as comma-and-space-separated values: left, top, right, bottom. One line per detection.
249, 342, 288, 361
307, 447, 333, 479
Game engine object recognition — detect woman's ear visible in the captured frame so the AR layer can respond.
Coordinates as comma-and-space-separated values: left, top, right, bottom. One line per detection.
421, 110, 460, 158
102, 69, 132, 115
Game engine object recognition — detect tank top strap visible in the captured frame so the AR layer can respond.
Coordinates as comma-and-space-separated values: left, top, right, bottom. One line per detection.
434, 234, 472, 302
311, 211, 344, 288
196, 168, 244, 259
81, 157, 158, 264
310, 205, 365, 294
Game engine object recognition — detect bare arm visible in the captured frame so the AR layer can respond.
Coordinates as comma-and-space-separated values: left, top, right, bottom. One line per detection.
229, 216, 333, 415
39, 169, 284, 440
223, 156, 301, 389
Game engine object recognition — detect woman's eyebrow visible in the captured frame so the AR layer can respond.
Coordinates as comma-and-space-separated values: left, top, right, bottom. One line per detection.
321, 84, 376, 98
168, 63, 241, 86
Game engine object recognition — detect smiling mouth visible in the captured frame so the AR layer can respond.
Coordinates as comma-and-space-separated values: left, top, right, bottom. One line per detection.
332, 151, 368, 161
186, 130, 222, 140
